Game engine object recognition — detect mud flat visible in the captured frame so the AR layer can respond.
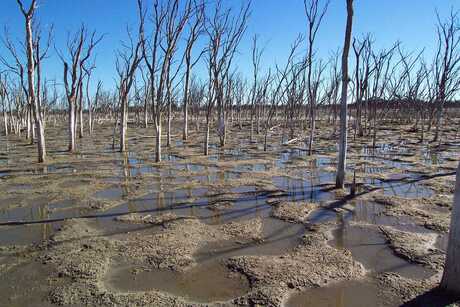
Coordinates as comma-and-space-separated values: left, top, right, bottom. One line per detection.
0, 123, 459, 306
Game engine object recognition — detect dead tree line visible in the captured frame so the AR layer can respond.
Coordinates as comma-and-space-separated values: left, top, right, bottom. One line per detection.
1, 1, 460, 167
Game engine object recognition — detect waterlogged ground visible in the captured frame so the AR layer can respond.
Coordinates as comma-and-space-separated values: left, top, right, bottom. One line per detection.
0, 119, 459, 306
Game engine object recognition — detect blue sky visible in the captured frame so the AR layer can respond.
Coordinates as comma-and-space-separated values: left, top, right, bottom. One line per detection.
0, 0, 459, 93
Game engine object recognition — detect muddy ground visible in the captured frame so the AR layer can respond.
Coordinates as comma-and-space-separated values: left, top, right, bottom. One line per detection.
0, 119, 459, 306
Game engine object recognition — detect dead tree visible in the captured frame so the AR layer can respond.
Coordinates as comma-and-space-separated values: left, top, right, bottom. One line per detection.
82, 64, 99, 136
432, 10, 460, 143
421, 63, 435, 142
139, 65, 151, 128
264, 35, 305, 151
2, 16, 35, 141
396, 45, 425, 133
116, 1, 144, 153
304, 0, 329, 155
325, 52, 340, 132
189, 77, 206, 131
182, 0, 205, 141
440, 162, 460, 295
364, 41, 398, 149
250, 34, 264, 141
140, 0, 165, 161
234, 75, 247, 130
205, 0, 250, 153
77, 74, 84, 138
0, 75, 8, 136
14, 0, 46, 162
166, 56, 184, 147
59, 26, 102, 152
141, 0, 190, 162
352, 35, 372, 137
335, 0, 353, 189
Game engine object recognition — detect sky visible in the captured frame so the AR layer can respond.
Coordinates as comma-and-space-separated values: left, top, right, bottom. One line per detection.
0, 0, 459, 94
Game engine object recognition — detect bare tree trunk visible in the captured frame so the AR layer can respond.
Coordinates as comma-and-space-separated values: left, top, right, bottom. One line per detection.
18, 0, 46, 162
264, 129, 268, 151
120, 96, 128, 152
78, 82, 84, 138
218, 113, 226, 147
420, 108, 425, 143
440, 162, 460, 295
336, 0, 353, 189
304, 0, 328, 156
3, 111, 8, 136
204, 120, 210, 156
26, 106, 31, 140
183, 63, 191, 141
167, 96, 171, 147
144, 98, 148, 128
308, 106, 316, 155
88, 108, 93, 135
112, 119, 116, 149
74, 102, 78, 142
69, 102, 76, 152
31, 113, 35, 144
433, 102, 444, 143
155, 121, 161, 162
256, 106, 260, 134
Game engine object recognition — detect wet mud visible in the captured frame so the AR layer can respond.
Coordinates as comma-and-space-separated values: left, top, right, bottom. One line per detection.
0, 122, 458, 306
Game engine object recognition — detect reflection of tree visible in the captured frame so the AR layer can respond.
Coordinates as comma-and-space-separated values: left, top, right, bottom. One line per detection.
337, 285, 345, 307
39, 202, 50, 241
335, 213, 346, 250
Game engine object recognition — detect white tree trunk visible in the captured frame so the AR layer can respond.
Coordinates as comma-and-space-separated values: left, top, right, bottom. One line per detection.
144, 101, 148, 129
183, 100, 188, 141
440, 162, 460, 294
155, 121, 162, 162
88, 108, 93, 135
30, 111, 35, 144
26, 107, 31, 140
218, 115, 226, 147
3, 112, 8, 136
336, 0, 353, 189
167, 101, 171, 147
183, 67, 190, 141
35, 119, 46, 162
73, 104, 78, 142
69, 102, 76, 152
79, 101, 83, 138
204, 121, 210, 156
120, 98, 128, 152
